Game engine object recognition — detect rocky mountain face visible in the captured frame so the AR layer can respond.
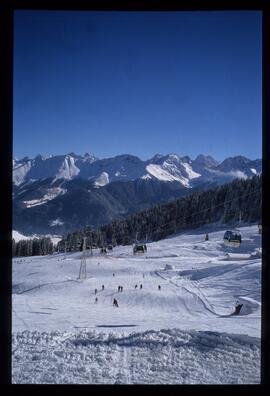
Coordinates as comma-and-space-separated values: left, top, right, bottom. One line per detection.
13, 152, 262, 235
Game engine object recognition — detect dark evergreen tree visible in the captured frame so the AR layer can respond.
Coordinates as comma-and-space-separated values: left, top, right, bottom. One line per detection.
58, 175, 261, 249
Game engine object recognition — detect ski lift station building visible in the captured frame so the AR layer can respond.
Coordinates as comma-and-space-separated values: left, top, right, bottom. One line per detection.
133, 244, 147, 255
223, 230, 242, 248
164, 263, 175, 270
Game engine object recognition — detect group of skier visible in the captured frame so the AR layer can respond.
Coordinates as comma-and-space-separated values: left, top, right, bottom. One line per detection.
93, 284, 105, 304
92, 264, 243, 315
92, 267, 166, 307
92, 278, 163, 307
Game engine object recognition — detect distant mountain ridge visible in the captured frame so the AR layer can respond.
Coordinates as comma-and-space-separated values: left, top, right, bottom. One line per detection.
13, 152, 261, 187
13, 152, 262, 235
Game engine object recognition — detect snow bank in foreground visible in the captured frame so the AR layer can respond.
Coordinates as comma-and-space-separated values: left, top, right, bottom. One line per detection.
12, 328, 260, 384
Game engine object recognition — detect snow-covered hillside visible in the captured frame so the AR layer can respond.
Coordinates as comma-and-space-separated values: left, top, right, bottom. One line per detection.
12, 230, 31, 242
12, 225, 261, 384
12, 230, 62, 246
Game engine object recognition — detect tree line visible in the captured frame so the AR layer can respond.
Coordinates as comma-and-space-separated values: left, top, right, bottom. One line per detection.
12, 237, 54, 257
57, 174, 261, 252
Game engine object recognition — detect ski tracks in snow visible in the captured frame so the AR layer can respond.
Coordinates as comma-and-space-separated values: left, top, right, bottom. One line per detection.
12, 329, 260, 384
154, 270, 219, 317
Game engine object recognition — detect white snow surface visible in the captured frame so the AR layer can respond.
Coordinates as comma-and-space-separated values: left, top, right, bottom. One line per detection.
23, 188, 67, 208
49, 218, 64, 227
94, 172, 109, 187
12, 230, 62, 246
12, 230, 32, 242
146, 164, 191, 186
181, 162, 201, 180
12, 225, 261, 384
55, 156, 80, 180
13, 160, 32, 186
12, 328, 260, 384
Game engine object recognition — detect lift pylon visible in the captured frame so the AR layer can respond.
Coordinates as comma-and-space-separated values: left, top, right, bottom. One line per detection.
78, 237, 87, 279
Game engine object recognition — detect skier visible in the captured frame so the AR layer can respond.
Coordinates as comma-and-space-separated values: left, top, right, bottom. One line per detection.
94, 288, 97, 295
234, 301, 243, 315
113, 273, 115, 277
102, 285, 104, 291
135, 284, 137, 289
118, 286, 121, 292
140, 284, 142, 290
121, 286, 123, 292
158, 285, 161, 291
95, 297, 98, 304
205, 233, 209, 241
113, 298, 119, 307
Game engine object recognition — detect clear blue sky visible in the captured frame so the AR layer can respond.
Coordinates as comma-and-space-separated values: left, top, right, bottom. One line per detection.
13, 10, 262, 161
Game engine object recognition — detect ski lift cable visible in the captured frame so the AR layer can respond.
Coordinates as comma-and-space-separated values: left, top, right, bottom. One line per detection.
60, 186, 261, 245
149, 201, 261, 236
134, 204, 260, 240
150, 204, 261, 235
147, 188, 261, 232
105, 188, 261, 241
135, 187, 261, 229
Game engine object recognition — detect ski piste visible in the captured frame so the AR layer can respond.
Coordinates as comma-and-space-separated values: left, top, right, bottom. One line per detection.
12, 224, 261, 384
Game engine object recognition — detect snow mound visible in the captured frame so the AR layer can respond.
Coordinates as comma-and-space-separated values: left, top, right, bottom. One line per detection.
12, 328, 260, 384
164, 263, 175, 270
237, 297, 261, 315
225, 253, 251, 260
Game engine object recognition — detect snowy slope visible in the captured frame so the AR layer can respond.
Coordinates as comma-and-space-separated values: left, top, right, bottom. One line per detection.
12, 328, 260, 384
12, 230, 62, 245
12, 225, 261, 383
12, 230, 31, 242
22, 187, 67, 208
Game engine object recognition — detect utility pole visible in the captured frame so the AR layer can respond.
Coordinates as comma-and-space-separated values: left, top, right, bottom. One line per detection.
64, 241, 67, 259
90, 232, 93, 256
101, 233, 104, 249
78, 237, 87, 280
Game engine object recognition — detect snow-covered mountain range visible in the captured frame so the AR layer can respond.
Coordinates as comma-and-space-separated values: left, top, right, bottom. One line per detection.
13, 153, 261, 235
13, 152, 261, 187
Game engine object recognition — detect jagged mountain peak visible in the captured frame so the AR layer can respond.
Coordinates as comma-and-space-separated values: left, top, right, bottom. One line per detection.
151, 153, 181, 164
13, 152, 262, 189
194, 154, 219, 167
113, 153, 142, 162
217, 155, 252, 172
148, 153, 164, 163
67, 152, 77, 157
